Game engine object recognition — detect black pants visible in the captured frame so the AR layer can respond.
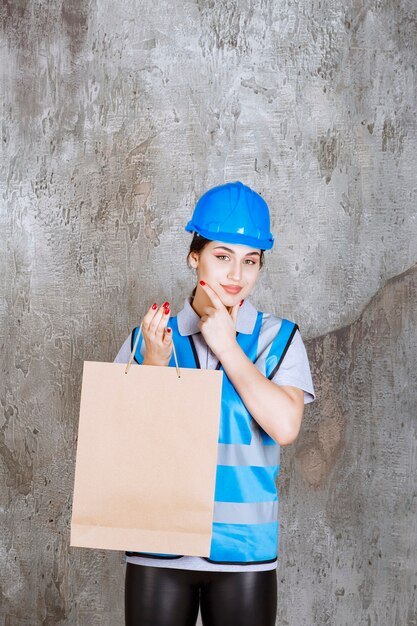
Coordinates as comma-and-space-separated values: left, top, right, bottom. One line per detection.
125, 563, 277, 626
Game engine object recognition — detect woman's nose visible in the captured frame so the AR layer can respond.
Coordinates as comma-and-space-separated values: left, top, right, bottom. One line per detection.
227, 263, 242, 281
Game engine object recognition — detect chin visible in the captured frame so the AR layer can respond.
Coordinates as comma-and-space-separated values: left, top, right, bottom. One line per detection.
218, 290, 243, 305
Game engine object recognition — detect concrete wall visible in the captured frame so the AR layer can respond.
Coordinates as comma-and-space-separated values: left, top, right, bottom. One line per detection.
1, 0, 416, 624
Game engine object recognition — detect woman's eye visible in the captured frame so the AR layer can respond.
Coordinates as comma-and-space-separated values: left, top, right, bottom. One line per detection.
215, 255, 256, 265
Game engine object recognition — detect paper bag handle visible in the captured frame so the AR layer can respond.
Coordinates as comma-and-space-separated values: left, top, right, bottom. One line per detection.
125, 323, 181, 378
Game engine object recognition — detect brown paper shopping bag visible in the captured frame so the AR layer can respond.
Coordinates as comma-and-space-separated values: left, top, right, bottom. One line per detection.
70, 324, 223, 556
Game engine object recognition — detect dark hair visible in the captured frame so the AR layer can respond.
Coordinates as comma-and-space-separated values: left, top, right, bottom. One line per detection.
186, 233, 265, 298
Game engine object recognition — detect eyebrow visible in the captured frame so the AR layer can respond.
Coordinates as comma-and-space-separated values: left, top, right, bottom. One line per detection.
213, 246, 261, 257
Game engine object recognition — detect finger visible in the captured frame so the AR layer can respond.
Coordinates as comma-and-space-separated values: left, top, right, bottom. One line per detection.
201, 306, 216, 317
142, 302, 160, 329
149, 303, 168, 334
199, 281, 225, 309
230, 301, 241, 325
156, 304, 170, 337
163, 327, 172, 343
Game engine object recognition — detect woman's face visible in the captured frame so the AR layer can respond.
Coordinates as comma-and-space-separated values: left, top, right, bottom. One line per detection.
189, 240, 262, 307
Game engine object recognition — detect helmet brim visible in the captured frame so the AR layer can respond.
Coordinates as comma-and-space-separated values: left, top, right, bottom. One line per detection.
185, 223, 274, 251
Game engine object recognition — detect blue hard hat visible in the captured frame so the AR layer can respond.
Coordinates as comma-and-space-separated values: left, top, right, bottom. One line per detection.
185, 181, 274, 250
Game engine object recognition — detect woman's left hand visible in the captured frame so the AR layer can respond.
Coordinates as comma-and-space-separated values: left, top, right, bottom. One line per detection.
198, 281, 241, 359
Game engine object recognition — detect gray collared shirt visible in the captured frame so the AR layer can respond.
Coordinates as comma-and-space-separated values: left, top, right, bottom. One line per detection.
114, 295, 316, 404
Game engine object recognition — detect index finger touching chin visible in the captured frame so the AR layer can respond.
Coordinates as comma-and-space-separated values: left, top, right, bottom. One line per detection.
199, 280, 223, 308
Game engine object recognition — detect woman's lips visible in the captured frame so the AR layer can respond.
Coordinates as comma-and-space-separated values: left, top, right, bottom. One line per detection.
221, 285, 242, 294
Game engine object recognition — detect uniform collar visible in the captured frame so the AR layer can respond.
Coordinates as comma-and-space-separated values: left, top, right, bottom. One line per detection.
176, 295, 259, 336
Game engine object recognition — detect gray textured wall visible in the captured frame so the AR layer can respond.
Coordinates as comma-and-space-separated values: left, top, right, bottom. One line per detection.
1, 0, 416, 624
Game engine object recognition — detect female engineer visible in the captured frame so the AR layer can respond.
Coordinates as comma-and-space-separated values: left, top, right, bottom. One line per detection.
114, 181, 316, 626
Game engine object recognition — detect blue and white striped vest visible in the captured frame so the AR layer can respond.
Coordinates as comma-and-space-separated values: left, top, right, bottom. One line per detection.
126, 310, 298, 564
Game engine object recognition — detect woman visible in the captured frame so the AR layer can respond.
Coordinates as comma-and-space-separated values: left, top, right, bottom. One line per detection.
114, 181, 316, 626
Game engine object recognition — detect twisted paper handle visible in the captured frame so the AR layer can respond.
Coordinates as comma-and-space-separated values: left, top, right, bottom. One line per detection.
125, 322, 180, 378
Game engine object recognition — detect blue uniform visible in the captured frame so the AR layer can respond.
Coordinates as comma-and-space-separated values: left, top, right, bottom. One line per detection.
114, 297, 316, 568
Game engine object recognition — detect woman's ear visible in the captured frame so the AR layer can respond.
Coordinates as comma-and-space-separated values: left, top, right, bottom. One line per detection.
188, 252, 199, 269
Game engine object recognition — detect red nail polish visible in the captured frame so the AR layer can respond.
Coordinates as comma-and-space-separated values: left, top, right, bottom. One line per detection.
152, 303, 158, 309
166, 328, 172, 333
239, 299, 244, 307
163, 301, 169, 307
199, 280, 206, 286
164, 307, 170, 314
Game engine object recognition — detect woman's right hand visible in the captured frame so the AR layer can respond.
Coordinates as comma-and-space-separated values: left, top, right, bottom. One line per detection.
141, 302, 173, 366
